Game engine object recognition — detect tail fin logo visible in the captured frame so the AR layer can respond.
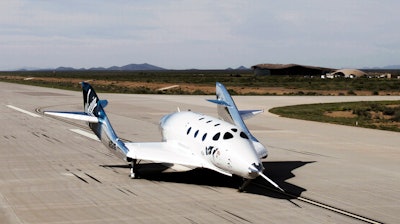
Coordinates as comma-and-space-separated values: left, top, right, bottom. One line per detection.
86, 89, 98, 116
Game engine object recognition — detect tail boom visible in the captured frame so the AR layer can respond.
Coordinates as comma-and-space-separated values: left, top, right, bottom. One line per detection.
45, 82, 130, 161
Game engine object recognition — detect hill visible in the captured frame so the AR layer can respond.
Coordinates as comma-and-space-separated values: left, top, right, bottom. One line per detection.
56, 63, 166, 71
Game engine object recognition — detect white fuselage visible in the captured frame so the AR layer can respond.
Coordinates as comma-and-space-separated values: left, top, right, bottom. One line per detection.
159, 111, 264, 179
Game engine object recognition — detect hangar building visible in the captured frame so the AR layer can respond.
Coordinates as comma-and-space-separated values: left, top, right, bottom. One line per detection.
251, 64, 335, 76
328, 69, 367, 78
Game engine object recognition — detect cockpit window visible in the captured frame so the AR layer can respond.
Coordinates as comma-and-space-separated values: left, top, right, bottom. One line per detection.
194, 130, 199, 138
214, 124, 220, 127
187, 127, 191, 135
223, 132, 234, 140
231, 128, 237, 132
240, 132, 249, 139
212, 132, 220, 141
199, 117, 205, 120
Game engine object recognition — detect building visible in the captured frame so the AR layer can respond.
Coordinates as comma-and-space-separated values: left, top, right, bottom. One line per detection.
327, 69, 367, 78
251, 63, 335, 76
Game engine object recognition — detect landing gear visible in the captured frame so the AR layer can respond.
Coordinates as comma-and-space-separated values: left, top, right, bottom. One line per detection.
129, 159, 138, 179
238, 178, 252, 192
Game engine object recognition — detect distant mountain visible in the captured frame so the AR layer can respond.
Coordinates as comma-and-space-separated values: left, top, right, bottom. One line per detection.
53, 63, 166, 71
55, 66, 77, 71
382, 65, 400, 69
226, 66, 250, 70
17, 66, 45, 71
236, 66, 249, 70
119, 63, 165, 71
15, 63, 252, 71
362, 65, 400, 69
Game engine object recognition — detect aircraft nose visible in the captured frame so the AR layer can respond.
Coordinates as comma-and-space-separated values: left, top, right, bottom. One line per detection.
248, 163, 264, 179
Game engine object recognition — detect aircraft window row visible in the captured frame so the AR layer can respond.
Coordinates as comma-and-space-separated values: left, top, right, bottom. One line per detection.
198, 116, 221, 126
186, 126, 208, 142
211, 131, 249, 141
186, 118, 248, 141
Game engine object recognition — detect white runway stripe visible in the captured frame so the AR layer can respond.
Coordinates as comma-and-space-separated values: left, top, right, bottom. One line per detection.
6, 105, 42, 117
69, 129, 100, 141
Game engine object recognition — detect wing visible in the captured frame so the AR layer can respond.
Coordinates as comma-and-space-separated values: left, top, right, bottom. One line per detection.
125, 142, 202, 168
125, 141, 232, 176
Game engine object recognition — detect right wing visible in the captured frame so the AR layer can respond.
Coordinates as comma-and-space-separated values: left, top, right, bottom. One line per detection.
125, 141, 232, 176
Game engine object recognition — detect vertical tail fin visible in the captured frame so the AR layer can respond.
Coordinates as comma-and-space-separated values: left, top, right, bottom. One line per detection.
82, 82, 108, 118
45, 82, 129, 160
206, 82, 256, 137
80, 82, 129, 160
206, 82, 268, 159
81, 82, 107, 139
82, 81, 99, 116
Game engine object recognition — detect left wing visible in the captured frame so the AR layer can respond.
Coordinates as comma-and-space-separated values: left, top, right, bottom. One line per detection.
125, 142, 203, 168
125, 141, 232, 176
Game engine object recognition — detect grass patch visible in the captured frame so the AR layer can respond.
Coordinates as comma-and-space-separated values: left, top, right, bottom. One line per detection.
269, 101, 400, 132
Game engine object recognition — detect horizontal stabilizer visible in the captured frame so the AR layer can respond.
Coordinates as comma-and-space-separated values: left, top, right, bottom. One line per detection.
99, 100, 108, 108
44, 111, 99, 123
206, 99, 231, 107
239, 109, 264, 120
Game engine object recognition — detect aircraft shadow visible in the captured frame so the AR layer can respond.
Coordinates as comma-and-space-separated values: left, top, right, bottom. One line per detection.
105, 161, 314, 200
247, 161, 314, 199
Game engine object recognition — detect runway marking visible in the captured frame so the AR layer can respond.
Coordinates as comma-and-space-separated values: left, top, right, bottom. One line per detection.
6, 105, 42, 118
252, 182, 383, 224
61, 172, 74, 176
296, 196, 383, 224
69, 129, 100, 141
157, 85, 179, 91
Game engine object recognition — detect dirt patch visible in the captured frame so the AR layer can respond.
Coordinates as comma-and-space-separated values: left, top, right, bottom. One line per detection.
324, 111, 357, 118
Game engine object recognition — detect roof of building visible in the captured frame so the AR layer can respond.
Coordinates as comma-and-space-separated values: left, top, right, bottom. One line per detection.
251, 63, 335, 71
330, 69, 366, 77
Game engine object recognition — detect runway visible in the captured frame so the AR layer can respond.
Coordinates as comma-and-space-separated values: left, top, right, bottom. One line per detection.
1, 81, 399, 223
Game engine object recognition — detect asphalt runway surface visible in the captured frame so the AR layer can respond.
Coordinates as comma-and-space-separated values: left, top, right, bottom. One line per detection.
1, 82, 399, 223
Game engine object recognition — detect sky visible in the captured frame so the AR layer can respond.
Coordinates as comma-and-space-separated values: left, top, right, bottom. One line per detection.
1, 0, 399, 70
